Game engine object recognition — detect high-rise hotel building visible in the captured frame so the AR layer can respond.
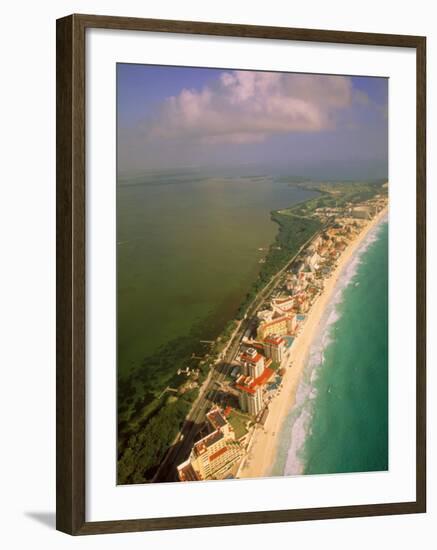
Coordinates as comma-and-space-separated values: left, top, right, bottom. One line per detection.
263, 334, 285, 364
235, 365, 274, 417
257, 313, 297, 340
238, 384, 264, 416
177, 408, 242, 482
240, 347, 265, 378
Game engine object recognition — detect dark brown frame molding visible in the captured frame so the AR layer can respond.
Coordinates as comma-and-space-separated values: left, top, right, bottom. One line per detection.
56, 13, 427, 535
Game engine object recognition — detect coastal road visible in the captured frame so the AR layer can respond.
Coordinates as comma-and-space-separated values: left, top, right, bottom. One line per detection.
153, 226, 325, 482
153, 365, 230, 482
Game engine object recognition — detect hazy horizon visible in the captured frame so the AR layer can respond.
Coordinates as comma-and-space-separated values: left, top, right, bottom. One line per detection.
117, 64, 388, 180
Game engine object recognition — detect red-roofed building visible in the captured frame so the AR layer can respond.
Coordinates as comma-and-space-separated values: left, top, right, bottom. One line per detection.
272, 296, 294, 315
294, 292, 310, 314
206, 408, 228, 431
177, 462, 200, 482
177, 408, 243, 482
240, 347, 265, 378
257, 313, 297, 340
263, 333, 285, 364
236, 367, 274, 416
209, 446, 228, 463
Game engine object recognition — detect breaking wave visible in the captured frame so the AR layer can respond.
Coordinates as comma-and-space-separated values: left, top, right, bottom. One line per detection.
275, 216, 387, 476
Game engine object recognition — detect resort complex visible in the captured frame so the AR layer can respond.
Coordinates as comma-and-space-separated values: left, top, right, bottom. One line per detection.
174, 190, 388, 482
116, 179, 388, 485
177, 408, 243, 481
115, 63, 390, 486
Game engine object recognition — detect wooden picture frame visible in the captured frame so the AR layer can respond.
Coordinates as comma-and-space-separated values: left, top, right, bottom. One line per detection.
56, 13, 426, 535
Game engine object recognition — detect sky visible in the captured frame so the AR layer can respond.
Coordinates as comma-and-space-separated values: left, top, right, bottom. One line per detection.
117, 64, 388, 180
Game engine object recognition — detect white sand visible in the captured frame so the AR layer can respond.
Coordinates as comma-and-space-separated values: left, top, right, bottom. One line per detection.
238, 207, 388, 479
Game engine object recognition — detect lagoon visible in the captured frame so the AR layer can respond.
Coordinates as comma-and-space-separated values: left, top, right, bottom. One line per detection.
117, 174, 319, 379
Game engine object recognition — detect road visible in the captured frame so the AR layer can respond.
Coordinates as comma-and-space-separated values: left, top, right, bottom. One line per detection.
153, 226, 323, 482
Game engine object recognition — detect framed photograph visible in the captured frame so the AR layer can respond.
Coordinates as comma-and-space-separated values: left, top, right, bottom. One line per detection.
56, 14, 426, 535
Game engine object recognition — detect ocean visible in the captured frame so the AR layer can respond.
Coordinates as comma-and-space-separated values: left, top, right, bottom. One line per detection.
272, 218, 389, 476
117, 175, 319, 378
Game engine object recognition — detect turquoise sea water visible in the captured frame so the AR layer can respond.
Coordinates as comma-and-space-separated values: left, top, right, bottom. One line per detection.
273, 219, 388, 476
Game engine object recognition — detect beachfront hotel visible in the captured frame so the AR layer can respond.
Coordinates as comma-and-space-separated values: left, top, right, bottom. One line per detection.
235, 366, 274, 416
272, 296, 294, 315
240, 347, 265, 378
177, 408, 243, 481
263, 334, 285, 364
257, 312, 297, 340
350, 205, 373, 219
177, 196, 388, 483
285, 271, 311, 294
305, 251, 321, 272
238, 385, 263, 416
175, 195, 387, 483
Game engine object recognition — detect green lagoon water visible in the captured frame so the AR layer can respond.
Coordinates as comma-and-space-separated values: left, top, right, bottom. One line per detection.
117, 176, 319, 379
273, 220, 388, 476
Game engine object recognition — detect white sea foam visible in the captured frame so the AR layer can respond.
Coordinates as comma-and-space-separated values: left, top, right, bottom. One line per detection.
279, 217, 387, 476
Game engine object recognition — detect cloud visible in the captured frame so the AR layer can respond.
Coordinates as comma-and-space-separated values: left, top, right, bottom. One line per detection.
147, 71, 356, 144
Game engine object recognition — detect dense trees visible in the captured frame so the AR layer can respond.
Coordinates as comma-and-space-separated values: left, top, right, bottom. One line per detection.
118, 397, 192, 484
236, 211, 321, 318
117, 181, 386, 483
118, 205, 322, 483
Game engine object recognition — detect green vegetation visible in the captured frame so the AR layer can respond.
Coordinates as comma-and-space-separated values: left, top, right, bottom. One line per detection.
213, 320, 239, 355
117, 316, 237, 483
227, 409, 250, 439
117, 187, 321, 484
117, 179, 386, 483
290, 181, 387, 217
236, 211, 322, 318
118, 396, 192, 484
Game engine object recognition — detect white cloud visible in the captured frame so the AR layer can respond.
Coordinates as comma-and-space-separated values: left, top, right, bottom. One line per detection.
148, 70, 356, 144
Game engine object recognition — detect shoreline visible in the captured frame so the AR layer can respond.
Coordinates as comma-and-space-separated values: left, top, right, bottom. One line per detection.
238, 206, 388, 480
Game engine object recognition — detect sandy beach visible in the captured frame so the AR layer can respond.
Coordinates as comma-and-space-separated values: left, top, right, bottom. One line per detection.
238, 206, 388, 479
